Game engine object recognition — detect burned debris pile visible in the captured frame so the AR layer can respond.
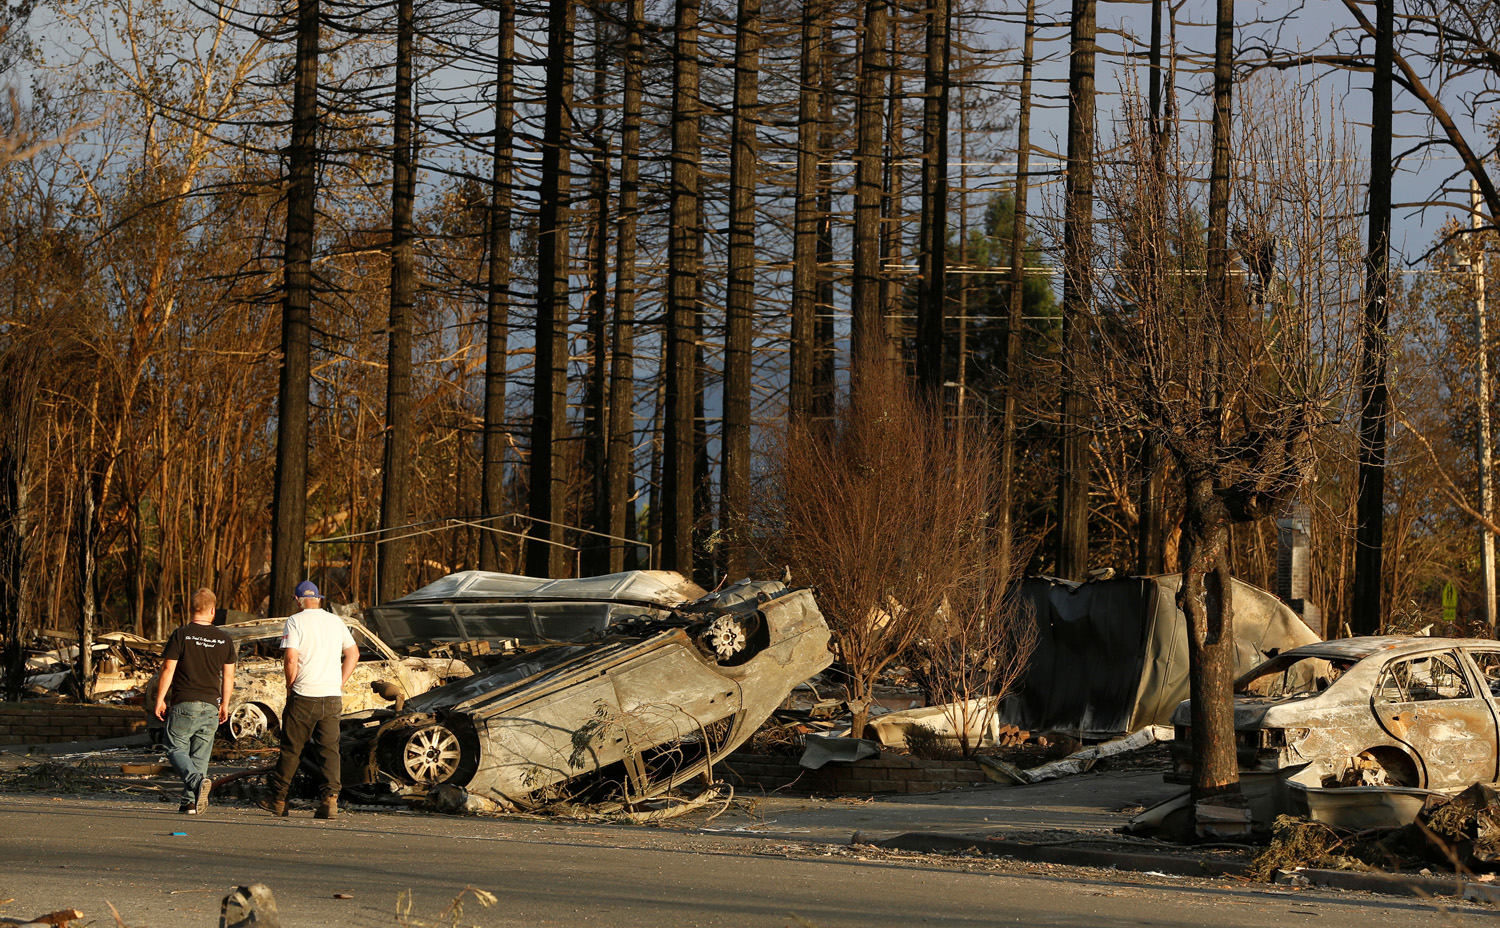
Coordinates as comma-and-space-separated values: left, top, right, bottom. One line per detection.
1251, 784, 1500, 878
6, 632, 161, 703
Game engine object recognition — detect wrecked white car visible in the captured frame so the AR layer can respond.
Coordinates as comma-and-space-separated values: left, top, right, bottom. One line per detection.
342, 577, 833, 809
148, 617, 471, 741
1171, 636, 1500, 793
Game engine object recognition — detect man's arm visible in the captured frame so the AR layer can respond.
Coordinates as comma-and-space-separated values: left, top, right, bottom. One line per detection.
219, 663, 236, 724
283, 648, 300, 690
340, 645, 358, 688
154, 660, 178, 721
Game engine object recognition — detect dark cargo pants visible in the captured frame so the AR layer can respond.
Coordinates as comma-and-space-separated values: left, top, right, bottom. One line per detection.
268, 692, 342, 801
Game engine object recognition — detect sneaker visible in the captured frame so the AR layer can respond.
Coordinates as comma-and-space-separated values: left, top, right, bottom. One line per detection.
315, 797, 337, 820
178, 803, 194, 814
256, 796, 288, 817
194, 778, 212, 815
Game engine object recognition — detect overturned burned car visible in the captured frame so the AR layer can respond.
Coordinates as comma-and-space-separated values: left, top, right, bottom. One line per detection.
343, 574, 833, 808
1170, 636, 1500, 826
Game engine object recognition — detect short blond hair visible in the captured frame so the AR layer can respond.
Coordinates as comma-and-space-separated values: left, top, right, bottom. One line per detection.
190, 588, 217, 616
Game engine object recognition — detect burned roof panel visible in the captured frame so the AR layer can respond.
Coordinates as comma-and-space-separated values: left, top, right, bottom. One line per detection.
1270, 636, 1496, 663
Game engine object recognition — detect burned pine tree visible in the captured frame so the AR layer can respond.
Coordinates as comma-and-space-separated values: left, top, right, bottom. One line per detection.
269, 0, 322, 615
788, 0, 826, 424
527, 0, 575, 580
850, 0, 889, 383
604, 0, 645, 574
479, 0, 516, 574
378, 0, 417, 604
720, 0, 761, 580
663, 0, 703, 578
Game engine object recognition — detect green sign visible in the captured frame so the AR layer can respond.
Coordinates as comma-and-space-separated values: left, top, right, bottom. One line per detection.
1443, 582, 1459, 624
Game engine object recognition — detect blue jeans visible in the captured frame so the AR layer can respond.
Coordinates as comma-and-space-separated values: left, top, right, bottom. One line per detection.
164, 701, 218, 806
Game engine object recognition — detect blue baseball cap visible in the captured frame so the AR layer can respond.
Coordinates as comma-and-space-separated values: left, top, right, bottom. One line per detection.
294, 580, 321, 599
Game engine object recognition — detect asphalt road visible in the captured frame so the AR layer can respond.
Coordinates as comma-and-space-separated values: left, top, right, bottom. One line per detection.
0, 794, 1488, 928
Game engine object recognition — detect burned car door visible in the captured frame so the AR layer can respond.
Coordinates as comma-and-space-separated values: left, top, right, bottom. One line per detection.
607, 642, 743, 791
1371, 650, 1499, 790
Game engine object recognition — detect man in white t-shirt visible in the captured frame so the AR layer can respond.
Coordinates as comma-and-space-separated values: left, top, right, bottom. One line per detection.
258, 580, 358, 819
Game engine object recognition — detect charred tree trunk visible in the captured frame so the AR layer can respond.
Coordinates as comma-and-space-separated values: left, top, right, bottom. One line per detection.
0, 359, 36, 702
915, 0, 950, 395
647, 375, 665, 567
1185, 0, 1244, 815
721, 0, 760, 580
606, 0, 645, 573
1180, 472, 1240, 803
663, 0, 702, 576
527, 0, 575, 579
851, 0, 889, 382
378, 0, 416, 604
1055, 0, 1095, 581
880, 22, 904, 365
584, 26, 612, 577
813, 50, 837, 419
74, 466, 100, 701
1352, 0, 1393, 635
479, 0, 516, 573
1137, 439, 1167, 575
269, 0, 321, 616
789, 0, 825, 425
1136, 0, 1169, 577
693, 302, 713, 580
999, 0, 1034, 579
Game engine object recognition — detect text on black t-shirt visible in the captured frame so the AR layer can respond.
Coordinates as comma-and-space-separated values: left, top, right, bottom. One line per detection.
161, 623, 237, 706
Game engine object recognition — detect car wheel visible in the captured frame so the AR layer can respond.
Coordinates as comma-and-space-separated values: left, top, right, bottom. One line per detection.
227, 703, 272, 741
400, 724, 465, 785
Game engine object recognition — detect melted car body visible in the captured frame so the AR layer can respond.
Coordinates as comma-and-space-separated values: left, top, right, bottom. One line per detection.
343, 578, 833, 808
1171, 636, 1500, 791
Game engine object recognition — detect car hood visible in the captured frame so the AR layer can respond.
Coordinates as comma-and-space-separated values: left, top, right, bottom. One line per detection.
1170, 694, 1331, 729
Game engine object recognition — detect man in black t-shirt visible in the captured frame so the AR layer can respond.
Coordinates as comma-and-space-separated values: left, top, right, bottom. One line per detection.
154, 588, 236, 814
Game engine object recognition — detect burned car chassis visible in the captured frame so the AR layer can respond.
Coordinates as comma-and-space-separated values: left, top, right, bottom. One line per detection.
342, 580, 833, 808
1167, 636, 1500, 826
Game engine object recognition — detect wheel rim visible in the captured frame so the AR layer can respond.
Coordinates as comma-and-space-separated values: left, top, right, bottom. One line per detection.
704, 615, 749, 661
228, 703, 268, 741
403, 726, 462, 784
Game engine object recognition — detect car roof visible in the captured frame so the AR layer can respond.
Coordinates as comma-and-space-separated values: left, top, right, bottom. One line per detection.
382, 569, 707, 607
207, 615, 370, 641
1279, 635, 1500, 662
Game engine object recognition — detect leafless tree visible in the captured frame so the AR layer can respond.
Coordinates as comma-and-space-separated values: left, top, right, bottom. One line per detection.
756, 364, 1025, 738
1085, 73, 1365, 807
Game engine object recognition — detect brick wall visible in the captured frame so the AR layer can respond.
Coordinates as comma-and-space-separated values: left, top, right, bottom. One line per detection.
0, 702, 149, 746
721, 749, 987, 795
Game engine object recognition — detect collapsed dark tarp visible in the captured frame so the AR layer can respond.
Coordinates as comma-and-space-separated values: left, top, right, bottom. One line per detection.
994, 574, 1320, 739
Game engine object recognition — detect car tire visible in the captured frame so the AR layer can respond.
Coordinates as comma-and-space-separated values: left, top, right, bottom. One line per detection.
381, 717, 479, 788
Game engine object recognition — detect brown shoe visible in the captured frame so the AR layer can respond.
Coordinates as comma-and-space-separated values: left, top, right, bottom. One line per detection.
256, 795, 288, 817
315, 797, 337, 820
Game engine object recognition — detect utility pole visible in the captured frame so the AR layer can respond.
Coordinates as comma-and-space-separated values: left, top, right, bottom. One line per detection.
1474, 180, 1497, 633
